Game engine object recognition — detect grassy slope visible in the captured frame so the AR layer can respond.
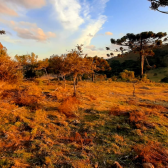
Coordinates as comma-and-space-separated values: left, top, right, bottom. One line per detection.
108, 52, 139, 64
108, 45, 168, 82
0, 79, 168, 168
146, 67, 168, 82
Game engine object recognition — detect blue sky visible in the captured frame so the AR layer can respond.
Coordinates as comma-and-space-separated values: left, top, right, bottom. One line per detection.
0, 0, 168, 60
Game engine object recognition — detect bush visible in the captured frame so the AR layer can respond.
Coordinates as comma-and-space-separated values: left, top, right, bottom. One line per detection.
82, 73, 91, 80
95, 74, 107, 81
153, 72, 157, 76
111, 75, 118, 81
120, 70, 134, 81
58, 96, 80, 118
140, 74, 151, 83
0, 47, 23, 83
1, 84, 45, 109
161, 77, 168, 83
134, 141, 168, 168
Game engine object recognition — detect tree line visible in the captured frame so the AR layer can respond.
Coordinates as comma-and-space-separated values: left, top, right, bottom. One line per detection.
0, 41, 111, 96
106, 31, 168, 78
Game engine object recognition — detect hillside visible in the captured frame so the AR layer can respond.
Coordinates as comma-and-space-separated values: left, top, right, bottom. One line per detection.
108, 44, 168, 64
0, 79, 168, 168
107, 45, 168, 81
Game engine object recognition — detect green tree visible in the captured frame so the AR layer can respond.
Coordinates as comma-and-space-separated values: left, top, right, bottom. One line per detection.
148, 0, 168, 14
106, 31, 167, 78
15, 53, 38, 78
36, 58, 49, 75
66, 49, 93, 96
48, 55, 71, 88
87, 56, 111, 82
0, 30, 5, 35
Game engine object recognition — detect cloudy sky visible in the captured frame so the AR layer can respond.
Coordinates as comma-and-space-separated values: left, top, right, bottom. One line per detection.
0, 0, 168, 60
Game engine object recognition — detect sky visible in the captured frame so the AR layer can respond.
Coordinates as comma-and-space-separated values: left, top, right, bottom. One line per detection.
0, 0, 168, 60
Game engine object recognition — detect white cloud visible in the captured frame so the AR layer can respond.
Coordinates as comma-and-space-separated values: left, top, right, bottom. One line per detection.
0, 0, 46, 17
7, 21, 56, 41
86, 49, 109, 58
85, 45, 105, 52
87, 33, 94, 37
52, 0, 84, 30
0, 3, 18, 16
98, 47, 105, 51
4, 0, 46, 9
85, 45, 96, 51
0, 34, 21, 44
105, 32, 113, 35
0, 0, 110, 59
52, 0, 109, 46
76, 15, 107, 46
82, 0, 90, 19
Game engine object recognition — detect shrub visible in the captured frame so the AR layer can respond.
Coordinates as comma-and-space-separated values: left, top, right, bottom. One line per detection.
111, 75, 118, 81
161, 77, 168, 83
82, 73, 91, 80
153, 72, 157, 76
120, 70, 134, 81
134, 141, 168, 168
1, 84, 45, 109
109, 106, 129, 116
0, 47, 23, 83
58, 96, 80, 118
129, 110, 146, 123
95, 74, 107, 81
139, 74, 151, 83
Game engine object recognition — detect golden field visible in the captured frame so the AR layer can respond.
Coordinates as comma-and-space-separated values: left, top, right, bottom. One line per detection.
0, 78, 168, 168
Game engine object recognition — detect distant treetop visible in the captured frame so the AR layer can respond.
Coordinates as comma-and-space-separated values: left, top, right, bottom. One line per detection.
148, 0, 168, 14
0, 30, 5, 35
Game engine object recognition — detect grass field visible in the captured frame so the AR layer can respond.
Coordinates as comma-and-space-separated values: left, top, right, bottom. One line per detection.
0, 79, 168, 168
146, 67, 168, 82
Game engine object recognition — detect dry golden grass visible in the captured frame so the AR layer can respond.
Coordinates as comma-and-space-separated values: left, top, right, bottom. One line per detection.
134, 141, 168, 168
0, 79, 168, 167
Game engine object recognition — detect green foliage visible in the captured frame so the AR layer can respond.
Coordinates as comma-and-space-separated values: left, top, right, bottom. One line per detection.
161, 76, 168, 83
107, 31, 168, 77
148, 0, 168, 14
154, 72, 158, 76
14, 53, 48, 79
0, 30, 5, 35
147, 48, 168, 67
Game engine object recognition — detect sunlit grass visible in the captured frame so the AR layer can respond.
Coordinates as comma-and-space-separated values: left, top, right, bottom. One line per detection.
0, 79, 168, 167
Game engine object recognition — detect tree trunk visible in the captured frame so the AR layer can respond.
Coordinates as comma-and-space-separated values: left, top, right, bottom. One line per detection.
63, 75, 66, 88
44, 68, 49, 84
44, 68, 48, 76
140, 54, 144, 78
92, 73, 95, 82
73, 77, 76, 96
75, 77, 78, 85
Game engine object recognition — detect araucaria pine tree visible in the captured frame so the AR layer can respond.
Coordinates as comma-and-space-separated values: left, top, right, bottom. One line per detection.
148, 0, 168, 14
106, 31, 168, 78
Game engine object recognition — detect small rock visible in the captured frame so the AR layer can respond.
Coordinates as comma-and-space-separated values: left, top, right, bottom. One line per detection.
142, 163, 154, 168
112, 161, 123, 168
72, 120, 80, 125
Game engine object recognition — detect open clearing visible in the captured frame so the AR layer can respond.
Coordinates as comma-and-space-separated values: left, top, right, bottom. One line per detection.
0, 80, 168, 168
